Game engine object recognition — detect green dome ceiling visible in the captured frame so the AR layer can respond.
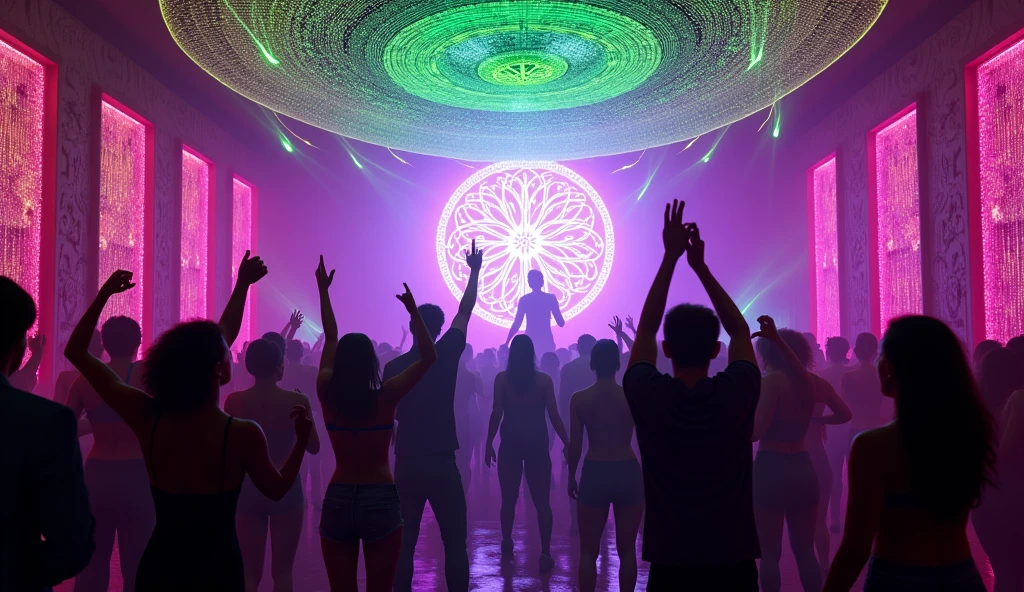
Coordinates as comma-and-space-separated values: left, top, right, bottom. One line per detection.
160, 0, 887, 161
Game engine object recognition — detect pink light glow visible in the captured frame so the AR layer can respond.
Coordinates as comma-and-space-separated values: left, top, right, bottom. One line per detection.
232, 178, 254, 349
811, 157, 841, 342
0, 37, 45, 336
975, 36, 1024, 344
99, 100, 148, 327
873, 108, 923, 332
180, 149, 210, 321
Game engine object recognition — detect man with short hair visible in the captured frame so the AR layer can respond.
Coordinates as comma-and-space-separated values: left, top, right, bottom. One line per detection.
624, 201, 761, 590
0, 276, 95, 591
384, 242, 482, 592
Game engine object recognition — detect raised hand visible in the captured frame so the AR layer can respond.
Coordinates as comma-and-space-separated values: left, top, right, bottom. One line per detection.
28, 333, 46, 355
237, 250, 269, 286
751, 315, 781, 342
608, 315, 624, 335
485, 444, 497, 468
396, 283, 418, 314
290, 405, 313, 443
465, 238, 484, 272
100, 270, 136, 297
663, 199, 691, 259
685, 223, 706, 270
289, 310, 305, 328
315, 255, 336, 291
625, 315, 636, 334
401, 325, 409, 338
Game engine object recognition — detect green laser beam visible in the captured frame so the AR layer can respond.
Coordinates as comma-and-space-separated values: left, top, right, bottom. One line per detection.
223, 0, 279, 65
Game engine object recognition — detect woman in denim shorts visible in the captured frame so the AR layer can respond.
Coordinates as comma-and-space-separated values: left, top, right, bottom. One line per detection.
313, 256, 437, 591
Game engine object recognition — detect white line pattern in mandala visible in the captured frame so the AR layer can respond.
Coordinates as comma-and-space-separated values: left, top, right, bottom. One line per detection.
437, 161, 614, 328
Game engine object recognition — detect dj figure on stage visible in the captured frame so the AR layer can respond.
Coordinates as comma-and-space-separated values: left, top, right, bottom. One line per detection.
505, 269, 564, 355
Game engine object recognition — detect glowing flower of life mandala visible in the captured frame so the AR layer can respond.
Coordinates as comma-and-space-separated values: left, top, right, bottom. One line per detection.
437, 162, 613, 328
160, 0, 886, 161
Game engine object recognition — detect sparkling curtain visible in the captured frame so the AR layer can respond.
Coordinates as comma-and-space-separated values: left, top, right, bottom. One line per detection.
813, 157, 841, 342
874, 109, 923, 332
977, 37, 1024, 343
99, 101, 147, 326
180, 150, 210, 321
232, 178, 253, 349
1, 38, 45, 336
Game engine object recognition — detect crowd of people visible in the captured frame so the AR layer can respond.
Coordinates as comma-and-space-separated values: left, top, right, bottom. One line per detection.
2, 200, 1023, 592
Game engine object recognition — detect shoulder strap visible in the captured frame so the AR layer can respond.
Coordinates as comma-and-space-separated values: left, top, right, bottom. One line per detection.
149, 413, 162, 487
221, 417, 233, 492
125, 362, 135, 383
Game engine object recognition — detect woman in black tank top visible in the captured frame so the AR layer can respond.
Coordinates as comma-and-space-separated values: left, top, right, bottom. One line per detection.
65, 260, 313, 591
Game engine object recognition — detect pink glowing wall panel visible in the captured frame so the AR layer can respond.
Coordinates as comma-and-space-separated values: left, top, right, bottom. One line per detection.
232, 178, 254, 349
99, 100, 148, 326
973, 36, 1024, 344
810, 157, 841, 342
180, 149, 210, 321
1, 37, 45, 332
872, 108, 923, 333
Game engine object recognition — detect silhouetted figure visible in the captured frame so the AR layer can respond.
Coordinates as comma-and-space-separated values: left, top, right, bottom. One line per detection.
67, 315, 153, 592
540, 351, 562, 454
824, 316, 994, 592
753, 327, 851, 592
282, 338, 325, 508
485, 334, 569, 572
314, 255, 437, 592
974, 339, 1002, 369
971, 347, 1024, 592
225, 339, 321, 592
624, 202, 760, 591
818, 336, 851, 536
837, 333, 885, 530
0, 276, 94, 591
10, 332, 45, 392
384, 241, 482, 592
475, 348, 499, 472
558, 333, 596, 534
607, 316, 635, 383
505, 269, 564, 355
1008, 335, 1024, 357
65, 255, 311, 591
804, 332, 828, 369
52, 331, 103, 406
454, 344, 483, 494
567, 339, 644, 592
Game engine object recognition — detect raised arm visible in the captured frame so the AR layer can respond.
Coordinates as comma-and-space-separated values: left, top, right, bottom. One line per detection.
64, 271, 153, 429
380, 284, 438, 405
609, 316, 634, 352
451, 240, 483, 336
315, 256, 338, 398
398, 325, 409, 352
566, 393, 584, 500
484, 374, 506, 467
629, 200, 690, 368
220, 250, 268, 348
284, 310, 303, 341
11, 333, 45, 392
688, 225, 756, 365
239, 405, 312, 500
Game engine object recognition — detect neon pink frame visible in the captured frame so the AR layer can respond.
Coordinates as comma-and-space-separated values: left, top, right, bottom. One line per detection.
180, 144, 216, 321
966, 25, 1024, 346
807, 153, 841, 342
231, 174, 258, 348
867, 103, 923, 336
0, 26, 57, 385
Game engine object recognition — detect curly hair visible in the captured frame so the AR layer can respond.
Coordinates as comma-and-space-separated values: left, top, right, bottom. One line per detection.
143, 320, 227, 412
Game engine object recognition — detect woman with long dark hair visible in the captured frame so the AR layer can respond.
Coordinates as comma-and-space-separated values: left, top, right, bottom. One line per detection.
971, 347, 1024, 592
64, 255, 313, 591
484, 334, 569, 572
824, 316, 996, 592
225, 338, 321, 592
314, 256, 437, 592
753, 319, 851, 592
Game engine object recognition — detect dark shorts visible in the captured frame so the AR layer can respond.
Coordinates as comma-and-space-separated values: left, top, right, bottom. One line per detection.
237, 477, 304, 517
319, 483, 403, 543
577, 459, 644, 507
753, 450, 819, 511
864, 557, 985, 592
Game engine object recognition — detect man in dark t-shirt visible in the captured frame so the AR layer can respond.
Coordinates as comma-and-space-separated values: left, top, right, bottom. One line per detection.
624, 201, 761, 591
383, 242, 482, 592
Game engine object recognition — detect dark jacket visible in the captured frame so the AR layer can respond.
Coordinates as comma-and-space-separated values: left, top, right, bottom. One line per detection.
0, 374, 94, 591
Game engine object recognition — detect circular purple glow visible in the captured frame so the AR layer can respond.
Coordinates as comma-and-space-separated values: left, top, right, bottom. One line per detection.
437, 161, 614, 328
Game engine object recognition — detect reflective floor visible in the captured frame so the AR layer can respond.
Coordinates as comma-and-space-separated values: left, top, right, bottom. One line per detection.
57, 459, 998, 592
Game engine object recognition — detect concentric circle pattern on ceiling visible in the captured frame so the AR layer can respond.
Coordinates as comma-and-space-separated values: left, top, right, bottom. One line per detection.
160, 0, 886, 161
